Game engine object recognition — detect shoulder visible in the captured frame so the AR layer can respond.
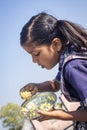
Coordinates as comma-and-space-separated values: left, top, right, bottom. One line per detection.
63, 54, 87, 70
63, 55, 87, 68
65, 57, 87, 69
63, 56, 87, 79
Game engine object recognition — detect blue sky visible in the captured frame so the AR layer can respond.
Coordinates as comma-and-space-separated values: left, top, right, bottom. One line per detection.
0, 0, 87, 129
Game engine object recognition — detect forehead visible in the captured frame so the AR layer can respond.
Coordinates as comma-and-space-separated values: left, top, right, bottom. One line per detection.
23, 44, 48, 54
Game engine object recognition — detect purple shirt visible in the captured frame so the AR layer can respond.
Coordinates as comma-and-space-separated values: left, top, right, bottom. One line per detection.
56, 44, 87, 127
60, 58, 87, 108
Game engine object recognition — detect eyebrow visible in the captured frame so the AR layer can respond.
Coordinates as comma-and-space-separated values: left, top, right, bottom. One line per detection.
30, 50, 39, 54
29, 46, 40, 54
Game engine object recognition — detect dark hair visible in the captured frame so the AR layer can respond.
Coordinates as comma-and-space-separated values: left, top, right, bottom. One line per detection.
20, 12, 87, 51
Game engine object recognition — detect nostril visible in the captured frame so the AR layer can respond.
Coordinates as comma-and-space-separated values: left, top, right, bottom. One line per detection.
32, 56, 38, 63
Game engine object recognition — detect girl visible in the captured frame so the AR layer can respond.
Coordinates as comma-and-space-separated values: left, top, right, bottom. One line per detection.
20, 12, 87, 129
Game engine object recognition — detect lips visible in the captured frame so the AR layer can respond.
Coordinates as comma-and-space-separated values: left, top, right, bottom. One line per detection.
38, 63, 44, 68
41, 65, 44, 68
40, 65, 44, 68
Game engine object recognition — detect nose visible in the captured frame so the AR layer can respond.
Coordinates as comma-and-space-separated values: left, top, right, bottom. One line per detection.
32, 55, 38, 63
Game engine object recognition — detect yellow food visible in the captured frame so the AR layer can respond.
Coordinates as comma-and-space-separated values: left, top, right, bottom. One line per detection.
20, 91, 32, 100
25, 94, 56, 119
19, 107, 28, 118
21, 92, 57, 119
20, 107, 28, 113
55, 102, 62, 109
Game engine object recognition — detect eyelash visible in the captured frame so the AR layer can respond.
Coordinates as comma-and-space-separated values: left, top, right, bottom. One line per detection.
34, 52, 40, 56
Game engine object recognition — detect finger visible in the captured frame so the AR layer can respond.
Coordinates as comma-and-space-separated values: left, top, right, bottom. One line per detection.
37, 111, 53, 121
31, 87, 38, 95
27, 85, 34, 91
20, 85, 33, 93
38, 116, 51, 121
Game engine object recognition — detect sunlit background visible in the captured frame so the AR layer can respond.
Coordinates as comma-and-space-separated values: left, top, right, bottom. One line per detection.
0, 0, 87, 129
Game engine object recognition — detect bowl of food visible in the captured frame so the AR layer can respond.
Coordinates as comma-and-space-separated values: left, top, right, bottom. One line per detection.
20, 92, 57, 120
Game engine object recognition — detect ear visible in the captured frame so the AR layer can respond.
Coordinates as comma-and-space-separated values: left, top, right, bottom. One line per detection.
51, 38, 62, 52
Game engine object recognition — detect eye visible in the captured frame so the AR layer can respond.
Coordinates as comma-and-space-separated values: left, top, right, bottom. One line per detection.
34, 52, 40, 57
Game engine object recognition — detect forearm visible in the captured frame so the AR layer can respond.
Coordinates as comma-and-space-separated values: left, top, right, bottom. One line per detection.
68, 109, 87, 122
48, 109, 87, 122
36, 80, 60, 92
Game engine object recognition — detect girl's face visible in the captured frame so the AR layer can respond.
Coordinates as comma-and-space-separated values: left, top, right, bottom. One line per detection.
23, 38, 62, 70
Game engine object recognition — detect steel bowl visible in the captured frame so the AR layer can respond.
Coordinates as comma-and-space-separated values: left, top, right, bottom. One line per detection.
21, 92, 57, 120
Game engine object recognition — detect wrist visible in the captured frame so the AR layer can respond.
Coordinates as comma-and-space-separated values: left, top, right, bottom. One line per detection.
50, 81, 56, 90
36, 81, 54, 92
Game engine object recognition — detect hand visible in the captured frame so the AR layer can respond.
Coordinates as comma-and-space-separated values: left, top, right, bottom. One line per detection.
37, 109, 65, 121
20, 83, 38, 99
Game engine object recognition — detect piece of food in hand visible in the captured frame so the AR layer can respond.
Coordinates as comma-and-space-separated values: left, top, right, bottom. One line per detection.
20, 91, 32, 100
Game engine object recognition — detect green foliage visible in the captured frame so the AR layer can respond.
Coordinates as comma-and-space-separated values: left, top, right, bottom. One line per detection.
0, 103, 23, 130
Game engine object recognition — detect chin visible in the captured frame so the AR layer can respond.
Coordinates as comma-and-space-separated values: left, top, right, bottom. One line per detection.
46, 66, 54, 70
44, 63, 57, 70
48, 64, 57, 70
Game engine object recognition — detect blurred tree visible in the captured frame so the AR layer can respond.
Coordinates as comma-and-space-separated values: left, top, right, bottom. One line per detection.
0, 103, 23, 130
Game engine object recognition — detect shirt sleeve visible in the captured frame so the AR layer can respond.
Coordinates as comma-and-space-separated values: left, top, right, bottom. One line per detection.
64, 59, 87, 108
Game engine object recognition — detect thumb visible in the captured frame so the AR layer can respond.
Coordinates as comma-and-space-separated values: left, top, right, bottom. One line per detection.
38, 110, 52, 116
37, 110, 53, 121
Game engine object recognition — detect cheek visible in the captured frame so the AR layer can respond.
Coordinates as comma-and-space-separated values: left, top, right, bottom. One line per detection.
40, 53, 59, 69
